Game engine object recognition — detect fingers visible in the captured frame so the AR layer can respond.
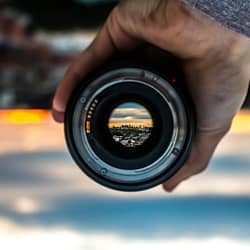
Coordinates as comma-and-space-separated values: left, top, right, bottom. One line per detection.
163, 127, 230, 192
52, 9, 139, 123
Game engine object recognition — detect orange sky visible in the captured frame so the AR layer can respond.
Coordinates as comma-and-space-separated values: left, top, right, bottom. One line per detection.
108, 119, 153, 128
0, 109, 249, 155
0, 110, 66, 154
0, 109, 249, 132
230, 110, 250, 134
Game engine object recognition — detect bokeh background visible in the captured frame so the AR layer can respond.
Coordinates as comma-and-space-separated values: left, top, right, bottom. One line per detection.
0, 0, 250, 249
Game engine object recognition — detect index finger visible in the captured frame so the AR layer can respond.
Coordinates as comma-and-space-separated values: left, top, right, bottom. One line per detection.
52, 12, 138, 122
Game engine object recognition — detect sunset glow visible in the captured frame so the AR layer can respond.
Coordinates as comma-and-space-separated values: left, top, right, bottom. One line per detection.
0, 110, 249, 134
108, 120, 153, 128
231, 111, 250, 133
0, 110, 49, 124
108, 103, 153, 129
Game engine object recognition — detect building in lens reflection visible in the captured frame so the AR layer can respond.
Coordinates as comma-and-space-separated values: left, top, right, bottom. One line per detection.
110, 125, 152, 147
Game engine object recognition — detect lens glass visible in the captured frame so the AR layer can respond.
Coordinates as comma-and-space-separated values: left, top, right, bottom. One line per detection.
108, 102, 153, 148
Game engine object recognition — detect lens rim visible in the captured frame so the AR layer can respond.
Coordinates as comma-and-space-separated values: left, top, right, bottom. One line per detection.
65, 67, 195, 191
85, 81, 174, 169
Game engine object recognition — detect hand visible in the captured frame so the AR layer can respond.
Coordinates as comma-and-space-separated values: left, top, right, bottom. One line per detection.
52, 0, 250, 192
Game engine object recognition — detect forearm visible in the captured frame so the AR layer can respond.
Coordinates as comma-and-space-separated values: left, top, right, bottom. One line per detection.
183, 0, 250, 38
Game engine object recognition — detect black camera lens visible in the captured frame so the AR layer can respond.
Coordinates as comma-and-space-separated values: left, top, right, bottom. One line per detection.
65, 56, 195, 191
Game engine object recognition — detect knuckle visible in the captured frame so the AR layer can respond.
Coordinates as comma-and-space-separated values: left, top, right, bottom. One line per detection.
194, 163, 208, 175
197, 122, 232, 139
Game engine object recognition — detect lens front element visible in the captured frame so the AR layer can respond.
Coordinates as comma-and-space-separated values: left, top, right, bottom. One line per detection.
109, 102, 153, 148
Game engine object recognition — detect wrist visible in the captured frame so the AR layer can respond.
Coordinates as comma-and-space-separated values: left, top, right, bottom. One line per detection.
171, 0, 250, 63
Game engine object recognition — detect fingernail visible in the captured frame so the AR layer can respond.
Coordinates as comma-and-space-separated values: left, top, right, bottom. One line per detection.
52, 98, 65, 113
163, 183, 178, 193
51, 109, 64, 123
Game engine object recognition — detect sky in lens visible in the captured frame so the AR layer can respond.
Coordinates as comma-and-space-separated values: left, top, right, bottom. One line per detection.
0, 110, 250, 250
108, 102, 153, 128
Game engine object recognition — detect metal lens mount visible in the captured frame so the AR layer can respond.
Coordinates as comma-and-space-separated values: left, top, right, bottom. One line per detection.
65, 67, 194, 191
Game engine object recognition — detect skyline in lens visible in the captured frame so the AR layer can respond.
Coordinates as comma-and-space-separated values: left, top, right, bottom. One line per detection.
108, 102, 153, 128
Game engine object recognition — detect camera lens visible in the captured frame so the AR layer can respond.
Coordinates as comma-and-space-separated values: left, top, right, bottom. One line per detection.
65, 64, 195, 192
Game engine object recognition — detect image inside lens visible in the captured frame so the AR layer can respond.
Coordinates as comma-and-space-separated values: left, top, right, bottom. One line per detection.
108, 102, 153, 148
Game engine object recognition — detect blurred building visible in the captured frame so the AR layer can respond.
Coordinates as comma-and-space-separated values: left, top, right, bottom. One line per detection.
0, 3, 75, 108
0, 0, 249, 109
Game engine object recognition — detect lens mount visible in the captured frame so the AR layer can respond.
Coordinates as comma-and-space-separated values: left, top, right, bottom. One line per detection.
65, 67, 194, 191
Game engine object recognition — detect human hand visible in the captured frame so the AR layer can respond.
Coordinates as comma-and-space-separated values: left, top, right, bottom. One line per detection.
52, 0, 250, 191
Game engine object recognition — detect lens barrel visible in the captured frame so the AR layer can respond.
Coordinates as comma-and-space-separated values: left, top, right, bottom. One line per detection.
64, 50, 195, 191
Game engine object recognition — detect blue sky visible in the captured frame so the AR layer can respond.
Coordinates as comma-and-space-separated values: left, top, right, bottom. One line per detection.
0, 112, 250, 249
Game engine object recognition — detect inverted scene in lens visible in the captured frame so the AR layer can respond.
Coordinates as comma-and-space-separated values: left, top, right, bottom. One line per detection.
108, 102, 153, 148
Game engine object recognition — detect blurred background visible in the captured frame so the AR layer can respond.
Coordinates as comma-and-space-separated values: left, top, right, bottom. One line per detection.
0, 0, 250, 249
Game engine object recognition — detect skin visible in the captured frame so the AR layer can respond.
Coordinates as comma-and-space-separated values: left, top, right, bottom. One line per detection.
52, 0, 250, 192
